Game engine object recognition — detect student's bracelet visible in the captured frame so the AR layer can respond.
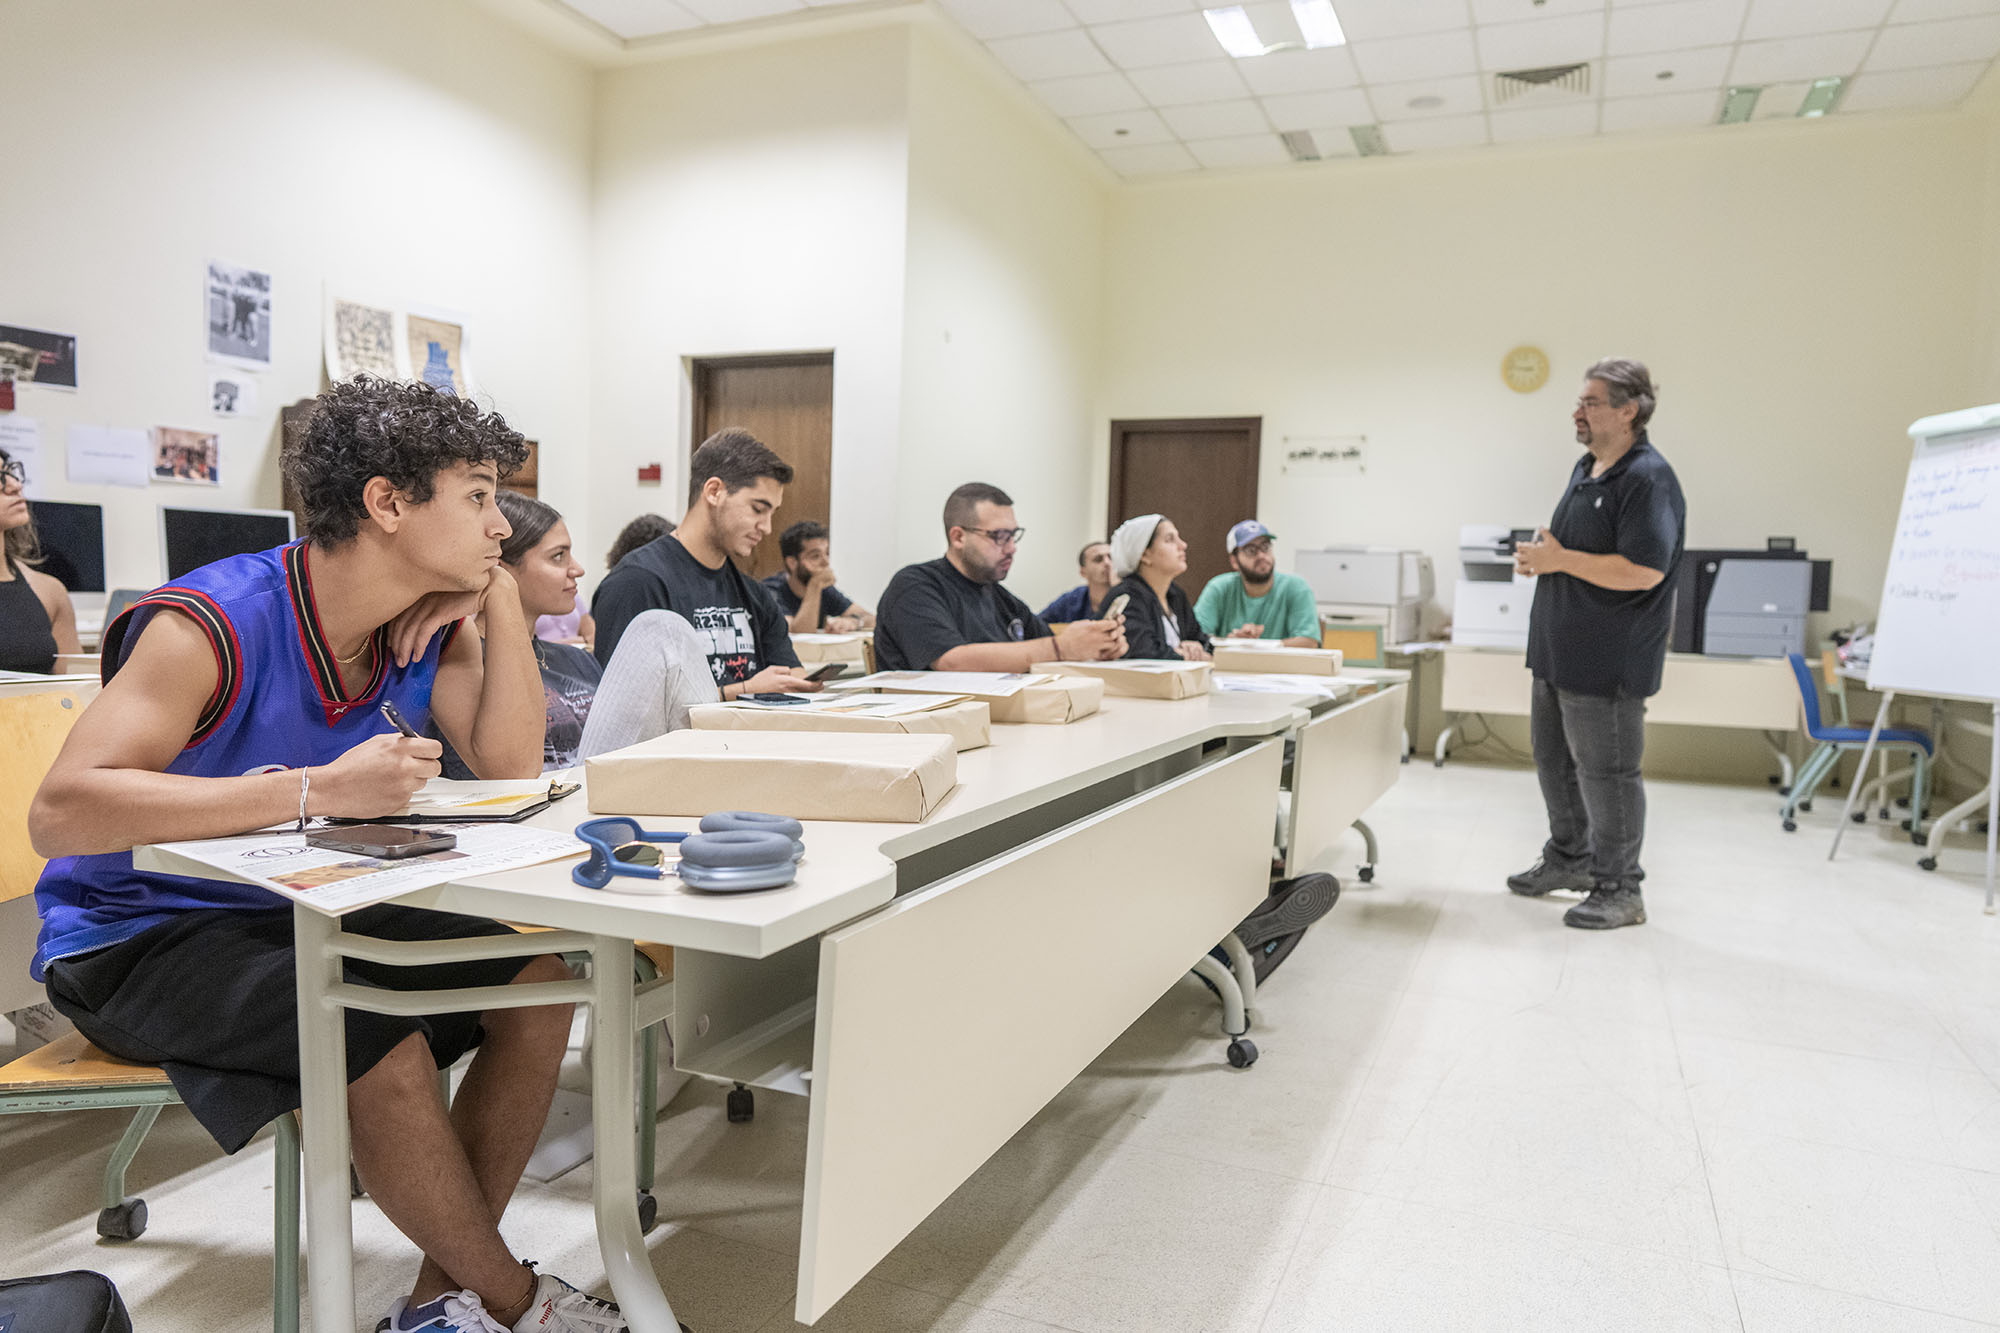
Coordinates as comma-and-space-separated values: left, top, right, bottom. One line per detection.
297, 766, 311, 832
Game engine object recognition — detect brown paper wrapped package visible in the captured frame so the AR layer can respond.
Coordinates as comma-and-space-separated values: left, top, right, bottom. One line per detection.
789, 634, 867, 664
856, 673, 1104, 724
1210, 644, 1344, 676
686, 698, 991, 751
1049, 660, 1211, 699
585, 729, 958, 823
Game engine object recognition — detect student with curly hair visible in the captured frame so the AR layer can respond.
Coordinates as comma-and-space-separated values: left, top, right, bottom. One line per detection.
28, 378, 644, 1332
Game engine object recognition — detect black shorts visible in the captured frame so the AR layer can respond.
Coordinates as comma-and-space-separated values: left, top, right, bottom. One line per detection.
45, 905, 552, 1154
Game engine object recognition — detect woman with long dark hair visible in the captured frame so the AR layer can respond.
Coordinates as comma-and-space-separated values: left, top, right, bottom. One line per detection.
0, 446, 79, 673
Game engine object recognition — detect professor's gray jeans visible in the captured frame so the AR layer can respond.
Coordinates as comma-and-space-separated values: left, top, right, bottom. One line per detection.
1530, 677, 1648, 891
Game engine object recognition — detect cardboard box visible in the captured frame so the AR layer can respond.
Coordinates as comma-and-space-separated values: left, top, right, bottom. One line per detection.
1212, 644, 1344, 676
1051, 660, 1211, 699
988, 674, 1103, 724
789, 633, 867, 665
688, 696, 991, 751
586, 730, 957, 823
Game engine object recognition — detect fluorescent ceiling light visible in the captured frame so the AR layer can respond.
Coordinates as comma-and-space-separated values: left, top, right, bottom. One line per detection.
1204, 6, 1269, 59
1798, 76, 1845, 118
1719, 86, 1761, 124
1290, 0, 1345, 50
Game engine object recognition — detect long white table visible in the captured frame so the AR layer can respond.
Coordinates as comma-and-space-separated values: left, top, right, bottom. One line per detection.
137, 683, 1407, 1329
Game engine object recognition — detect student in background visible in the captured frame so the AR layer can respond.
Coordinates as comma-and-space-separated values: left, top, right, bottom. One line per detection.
1103, 513, 1211, 662
1194, 520, 1321, 648
27, 378, 625, 1333
763, 520, 874, 633
1038, 540, 1113, 625
604, 513, 674, 573
441, 491, 600, 778
875, 483, 1125, 671
0, 447, 79, 673
590, 429, 819, 699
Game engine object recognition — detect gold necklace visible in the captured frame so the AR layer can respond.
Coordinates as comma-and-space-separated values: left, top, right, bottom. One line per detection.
333, 633, 376, 665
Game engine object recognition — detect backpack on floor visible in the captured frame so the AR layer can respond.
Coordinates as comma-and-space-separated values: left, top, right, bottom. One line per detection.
0, 1271, 133, 1333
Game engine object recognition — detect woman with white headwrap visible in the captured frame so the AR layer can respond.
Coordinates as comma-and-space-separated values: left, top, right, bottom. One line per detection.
1102, 513, 1212, 662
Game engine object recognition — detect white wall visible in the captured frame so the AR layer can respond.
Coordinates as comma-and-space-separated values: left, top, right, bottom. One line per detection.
898, 23, 1110, 601
0, 0, 594, 595
1097, 112, 1989, 643
590, 25, 913, 597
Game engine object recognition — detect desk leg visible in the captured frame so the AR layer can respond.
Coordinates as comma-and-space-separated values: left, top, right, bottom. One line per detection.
1434, 715, 1457, 767
293, 907, 354, 1333
1830, 695, 1892, 862
588, 935, 681, 1332
1761, 731, 1794, 792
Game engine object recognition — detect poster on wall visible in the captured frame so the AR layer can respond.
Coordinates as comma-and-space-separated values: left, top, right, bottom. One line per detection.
152, 426, 221, 486
209, 370, 260, 418
66, 426, 149, 488
0, 418, 43, 495
325, 293, 404, 382
0, 324, 79, 390
205, 261, 272, 368
406, 313, 472, 395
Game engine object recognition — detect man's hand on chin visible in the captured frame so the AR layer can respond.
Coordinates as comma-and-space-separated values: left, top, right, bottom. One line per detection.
387, 566, 513, 666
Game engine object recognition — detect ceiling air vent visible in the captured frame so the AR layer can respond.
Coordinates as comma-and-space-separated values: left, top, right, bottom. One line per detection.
1280, 130, 1320, 162
1349, 124, 1389, 157
1493, 61, 1591, 105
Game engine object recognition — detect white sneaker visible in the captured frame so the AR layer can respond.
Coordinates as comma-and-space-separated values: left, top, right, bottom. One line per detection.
511, 1272, 636, 1333
377, 1289, 512, 1332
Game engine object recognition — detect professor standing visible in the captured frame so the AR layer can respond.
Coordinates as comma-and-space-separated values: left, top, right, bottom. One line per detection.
1508, 358, 1686, 930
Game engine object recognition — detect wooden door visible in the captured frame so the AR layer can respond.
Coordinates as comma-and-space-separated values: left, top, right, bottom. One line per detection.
1107, 417, 1260, 594
691, 354, 834, 580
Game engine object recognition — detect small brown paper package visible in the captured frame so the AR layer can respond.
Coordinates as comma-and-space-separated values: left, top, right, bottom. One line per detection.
789, 633, 867, 665
849, 672, 1104, 725
687, 697, 991, 751
1049, 660, 1211, 699
586, 730, 957, 823
1210, 644, 1344, 676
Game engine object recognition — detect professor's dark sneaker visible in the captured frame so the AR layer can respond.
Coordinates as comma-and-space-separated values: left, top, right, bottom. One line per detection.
1506, 857, 1593, 897
1563, 886, 1646, 930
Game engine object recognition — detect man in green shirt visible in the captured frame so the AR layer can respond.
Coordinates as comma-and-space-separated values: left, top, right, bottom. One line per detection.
1194, 520, 1322, 647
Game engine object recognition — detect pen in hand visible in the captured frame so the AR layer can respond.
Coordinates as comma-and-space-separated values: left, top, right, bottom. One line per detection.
379, 700, 420, 739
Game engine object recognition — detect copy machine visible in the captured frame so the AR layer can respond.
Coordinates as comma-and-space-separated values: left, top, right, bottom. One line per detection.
1451, 525, 1536, 648
1294, 546, 1433, 644
1672, 543, 1831, 659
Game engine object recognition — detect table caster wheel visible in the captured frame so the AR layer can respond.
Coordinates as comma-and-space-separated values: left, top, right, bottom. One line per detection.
1769, 775, 1783, 787
727, 1084, 755, 1124
1850, 811, 1867, 824
1358, 865, 1375, 883
637, 1190, 658, 1233
1918, 857, 1938, 871
1798, 799, 1813, 812
97, 1198, 147, 1241
1226, 1039, 1258, 1069
1777, 784, 1791, 796
1782, 819, 1797, 832
1432, 758, 1445, 768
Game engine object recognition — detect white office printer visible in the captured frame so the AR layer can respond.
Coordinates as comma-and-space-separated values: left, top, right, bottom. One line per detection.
1294, 546, 1433, 644
1451, 524, 1535, 648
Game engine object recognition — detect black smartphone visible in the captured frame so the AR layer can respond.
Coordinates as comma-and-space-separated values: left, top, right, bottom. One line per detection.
306, 825, 458, 859
803, 661, 846, 682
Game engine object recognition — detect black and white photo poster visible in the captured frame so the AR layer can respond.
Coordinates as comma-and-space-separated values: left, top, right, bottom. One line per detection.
206, 260, 272, 367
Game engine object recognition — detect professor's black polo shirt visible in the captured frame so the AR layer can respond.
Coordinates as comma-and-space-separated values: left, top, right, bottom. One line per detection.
1526, 434, 1686, 699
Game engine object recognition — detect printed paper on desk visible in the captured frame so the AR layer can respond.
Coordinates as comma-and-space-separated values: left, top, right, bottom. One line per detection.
1213, 672, 1345, 697
724, 692, 967, 717
839, 670, 1054, 699
152, 822, 584, 916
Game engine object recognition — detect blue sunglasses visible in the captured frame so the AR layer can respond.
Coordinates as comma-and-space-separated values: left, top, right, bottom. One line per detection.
572, 812, 804, 894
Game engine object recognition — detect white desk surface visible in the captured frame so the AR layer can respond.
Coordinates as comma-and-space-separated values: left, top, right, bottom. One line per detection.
137, 690, 1314, 960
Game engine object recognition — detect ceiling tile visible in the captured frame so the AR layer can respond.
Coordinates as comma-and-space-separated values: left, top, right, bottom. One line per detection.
1185, 133, 1295, 167
1128, 59, 1253, 103
1237, 46, 1363, 94
1030, 71, 1151, 115
1367, 73, 1488, 120
558, 0, 703, 38
1159, 98, 1275, 136
1841, 57, 1990, 105
1350, 29, 1482, 83
1489, 101, 1601, 139
1603, 45, 1733, 95
1889, 0, 2000, 19
1870, 14, 2000, 67
987, 29, 1114, 80
1727, 30, 1874, 81
1259, 87, 1377, 127
1601, 87, 1724, 127
1608, 0, 1748, 55
937, 0, 1077, 40
1743, 0, 1895, 39
1098, 141, 1203, 174
677, 0, 801, 20
1308, 127, 1362, 156
1066, 107, 1178, 146
1063, 0, 1202, 21
1089, 11, 1225, 67
1332, 0, 1478, 41
1476, 14, 1607, 68
1381, 113, 1492, 150
1472, 0, 1607, 18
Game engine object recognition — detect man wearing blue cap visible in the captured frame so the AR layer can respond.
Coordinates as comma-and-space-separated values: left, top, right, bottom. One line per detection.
1194, 520, 1321, 648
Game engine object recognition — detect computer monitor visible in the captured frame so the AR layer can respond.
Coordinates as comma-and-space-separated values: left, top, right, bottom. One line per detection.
24, 500, 106, 593
158, 506, 296, 582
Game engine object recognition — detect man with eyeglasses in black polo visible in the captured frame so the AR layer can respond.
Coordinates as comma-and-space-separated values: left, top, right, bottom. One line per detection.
875, 482, 1126, 671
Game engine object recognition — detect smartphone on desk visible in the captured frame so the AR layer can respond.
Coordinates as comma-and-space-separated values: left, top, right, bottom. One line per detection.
306, 825, 458, 859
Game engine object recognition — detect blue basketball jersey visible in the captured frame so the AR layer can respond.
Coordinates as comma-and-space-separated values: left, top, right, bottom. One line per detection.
32, 542, 460, 979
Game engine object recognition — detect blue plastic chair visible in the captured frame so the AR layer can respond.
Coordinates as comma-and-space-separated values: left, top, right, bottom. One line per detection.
1780, 653, 1931, 833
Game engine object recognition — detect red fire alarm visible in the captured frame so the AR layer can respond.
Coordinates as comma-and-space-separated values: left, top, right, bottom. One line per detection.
637, 463, 662, 484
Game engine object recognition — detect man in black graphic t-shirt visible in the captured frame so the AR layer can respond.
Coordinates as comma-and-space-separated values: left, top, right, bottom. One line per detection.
592, 428, 818, 698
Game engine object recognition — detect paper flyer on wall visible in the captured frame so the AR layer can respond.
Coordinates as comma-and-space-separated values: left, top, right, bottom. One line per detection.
324, 287, 405, 382
65, 425, 150, 488
205, 260, 272, 369
151, 821, 585, 917
835, 670, 1054, 698
407, 312, 473, 395
0, 323, 78, 390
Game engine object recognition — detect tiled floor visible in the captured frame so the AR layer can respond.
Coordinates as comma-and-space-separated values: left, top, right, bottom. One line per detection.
5, 761, 1998, 1331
